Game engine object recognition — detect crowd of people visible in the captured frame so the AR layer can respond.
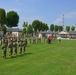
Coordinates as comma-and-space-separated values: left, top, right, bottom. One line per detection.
1, 37, 27, 59
0, 34, 61, 59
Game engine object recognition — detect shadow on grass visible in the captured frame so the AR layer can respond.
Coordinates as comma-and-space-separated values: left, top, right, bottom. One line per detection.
6, 52, 32, 59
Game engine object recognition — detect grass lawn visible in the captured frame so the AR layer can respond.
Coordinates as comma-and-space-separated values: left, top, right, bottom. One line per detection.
0, 39, 76, 75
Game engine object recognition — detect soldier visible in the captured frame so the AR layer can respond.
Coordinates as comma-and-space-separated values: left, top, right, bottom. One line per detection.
18, 40, 22, 54
33, 37, 36, 44
25, 39, 27, 46
8, 41, 13, 58
1, 42, 7, 59
22, 40, 26, 53
14, 37, 17, 42
5, 38, 8, 47
38, 38, 41, 43
2, 37, 5, 44
29, 37, 31, 44
0, 36, 2, 45
13, 40, 17, 55
58, 37, 61, 45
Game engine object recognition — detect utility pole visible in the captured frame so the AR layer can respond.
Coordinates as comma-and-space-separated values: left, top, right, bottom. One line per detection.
62, 14, 64, 31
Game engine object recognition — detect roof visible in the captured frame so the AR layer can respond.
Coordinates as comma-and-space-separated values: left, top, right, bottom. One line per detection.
7, 28, 23, 32
69, 31, 76, 34
59, 31, 69, 35
40, 30, 58, 34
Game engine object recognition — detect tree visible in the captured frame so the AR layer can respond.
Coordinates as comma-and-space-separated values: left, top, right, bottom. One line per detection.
23, 28, 26, 34
27, 24, 33, 34
41, 23, 46, 31
54, 25, 58, 32
58, 26, 63, 31
38, 21, 43, 31
6, 11, 19, 27
45, 24, 49, 31
32, 20, 40, 34
0, 25, 6, 34
50, 24, 54, 31
22, 22, 28, 34
71, 26, 75, 31
66, 26, 70, 32
23, 22, 28, 28
38, 21, 48, 32
0, 8, 6, 27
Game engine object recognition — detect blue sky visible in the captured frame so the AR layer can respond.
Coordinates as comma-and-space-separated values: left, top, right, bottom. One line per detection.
0, 0, 76, 29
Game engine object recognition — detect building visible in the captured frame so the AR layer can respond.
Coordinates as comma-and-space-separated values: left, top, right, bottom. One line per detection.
0, 31, 4, 37
69, 31, 76, 39
7, 28, 23, 37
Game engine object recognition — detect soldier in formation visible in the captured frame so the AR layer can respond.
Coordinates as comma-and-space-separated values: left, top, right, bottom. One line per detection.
22, 40, 26, 53
1, 42, 7, 59
18, 40, 23, 55
8, 40, 13, 58
1, 37, 27, 59
13, 40, 17, 55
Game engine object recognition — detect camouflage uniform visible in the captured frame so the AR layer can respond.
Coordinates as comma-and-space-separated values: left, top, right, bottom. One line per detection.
1, 43, 7, 59
29, 37, 31, 44
37, 38, 41, 43
22, 41, 26, 53
8, 41, 13, 57
13, 41, 17, 55
58, 38, 61, 45
18, 40, 22, 54
25, 39, 27, 46
33, 38, 36, 44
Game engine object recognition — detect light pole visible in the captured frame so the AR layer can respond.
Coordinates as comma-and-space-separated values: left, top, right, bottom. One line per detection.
62, 14, 64, 31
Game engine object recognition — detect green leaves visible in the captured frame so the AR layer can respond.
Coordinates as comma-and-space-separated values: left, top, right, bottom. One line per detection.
6, 11, 19, 27
0, 8, 6, 26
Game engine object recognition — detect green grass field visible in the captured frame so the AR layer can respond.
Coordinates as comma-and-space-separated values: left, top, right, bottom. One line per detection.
0, 39, 76, 75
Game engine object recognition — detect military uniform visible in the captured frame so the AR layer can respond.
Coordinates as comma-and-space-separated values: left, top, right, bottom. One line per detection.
8, 41, 13, 57
58, 38, 61, 45
18, 41, 22, 54
25, 39, 27, 46
33, 38, 36, 44
29, 37, 31, 43
22, 41, 26, 53
1, 43, 7, 59
37, 38, 41, 43
13, 41, 17, 55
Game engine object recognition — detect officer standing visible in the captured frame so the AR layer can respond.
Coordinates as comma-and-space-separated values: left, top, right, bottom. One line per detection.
58, 37, 61, 45
8, 41, 13, 58
13, 40, 17, 55
1, 42, 7, 59
22, 40, 26, 53
18, 40, 22, 54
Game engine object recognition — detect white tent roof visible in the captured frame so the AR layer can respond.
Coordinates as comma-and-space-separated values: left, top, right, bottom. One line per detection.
59, 31, 69, 35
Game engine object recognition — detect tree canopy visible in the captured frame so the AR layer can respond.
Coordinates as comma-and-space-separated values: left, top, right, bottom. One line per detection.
66, 26, 70, 32
27, 24, 33, 34
6, 11, 19, 27
71, 26, 75, 31
54, 25, 58, 32
0, 8, 6, 26
32, 20, 40, 32
58, 26, 63, 31
50, 24, 54, 31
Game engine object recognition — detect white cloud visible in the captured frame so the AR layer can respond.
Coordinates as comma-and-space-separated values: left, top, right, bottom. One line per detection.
65, 12, 76, 19
53, 12, 76, 24
53, 17, 62, 25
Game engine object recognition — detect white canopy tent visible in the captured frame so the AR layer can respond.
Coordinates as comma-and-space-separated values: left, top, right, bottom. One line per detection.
58, 31, 69, 39
59, 31, 69, 35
